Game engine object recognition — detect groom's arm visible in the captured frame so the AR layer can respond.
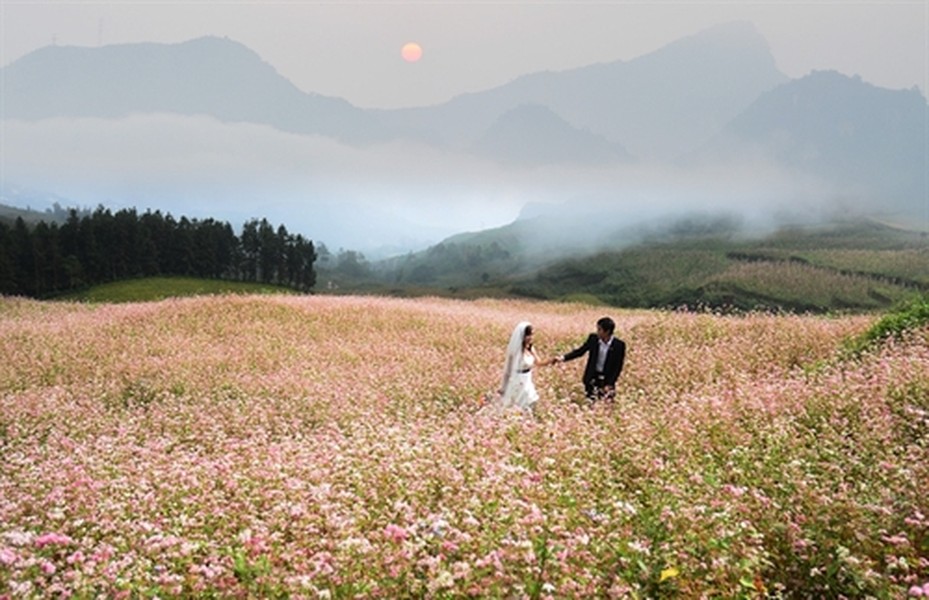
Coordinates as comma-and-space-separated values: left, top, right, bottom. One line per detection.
561, 334, 595, 362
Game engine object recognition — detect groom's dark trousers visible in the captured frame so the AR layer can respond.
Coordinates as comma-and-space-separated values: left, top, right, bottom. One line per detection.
562, 334, 626, 399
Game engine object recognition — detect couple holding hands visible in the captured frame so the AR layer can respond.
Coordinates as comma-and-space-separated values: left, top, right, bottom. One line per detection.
496, 317, 626, 413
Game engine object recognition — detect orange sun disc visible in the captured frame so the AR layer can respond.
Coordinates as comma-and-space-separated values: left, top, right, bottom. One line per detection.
401, 42, 422, 63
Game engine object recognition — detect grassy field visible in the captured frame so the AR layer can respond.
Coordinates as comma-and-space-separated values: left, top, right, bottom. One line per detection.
57, 277, 296, 303
1, 293, 927, 597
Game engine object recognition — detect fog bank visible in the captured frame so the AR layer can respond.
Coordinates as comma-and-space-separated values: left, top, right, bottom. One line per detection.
2, 114, 864, 256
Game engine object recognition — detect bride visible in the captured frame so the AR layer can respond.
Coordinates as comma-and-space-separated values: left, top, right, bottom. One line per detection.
497, 322, 555, 412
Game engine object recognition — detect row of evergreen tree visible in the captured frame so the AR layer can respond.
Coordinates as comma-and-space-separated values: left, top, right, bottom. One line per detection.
0, 207, 316, 298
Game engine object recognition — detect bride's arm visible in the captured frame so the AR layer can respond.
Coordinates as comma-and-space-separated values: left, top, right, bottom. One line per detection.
533, 348, 556, 367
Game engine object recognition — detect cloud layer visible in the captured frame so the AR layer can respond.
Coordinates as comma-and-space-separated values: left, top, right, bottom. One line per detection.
2, 114, 851, 255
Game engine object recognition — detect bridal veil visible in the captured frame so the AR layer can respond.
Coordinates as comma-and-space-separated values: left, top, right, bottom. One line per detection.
499, 321, 531, 407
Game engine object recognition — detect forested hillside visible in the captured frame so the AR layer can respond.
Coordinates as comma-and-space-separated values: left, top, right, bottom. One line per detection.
0, 207, 316, 298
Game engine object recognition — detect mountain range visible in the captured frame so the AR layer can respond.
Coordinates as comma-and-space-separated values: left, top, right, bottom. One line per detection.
1, 21, 926, 255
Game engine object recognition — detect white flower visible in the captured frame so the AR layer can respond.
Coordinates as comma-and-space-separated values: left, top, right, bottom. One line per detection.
427, 570, 455, 593
614, 500, 638, 516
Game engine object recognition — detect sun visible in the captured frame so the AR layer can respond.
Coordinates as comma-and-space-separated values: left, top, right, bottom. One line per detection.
401, 42, 422, 63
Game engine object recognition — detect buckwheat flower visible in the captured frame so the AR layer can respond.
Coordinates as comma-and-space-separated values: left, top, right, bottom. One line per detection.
288, 575, 313, 590
451, 560, 471, 580
909, 585, 924, 597
882, 533, 909, 547
427, 570, 455, 594
430, 518, 449, 538
34, 532, 72, 548
722, 484, 747, 497
628, 540, 650, 555
3, 531, 33, 547
521, 503, 544, 525
582, 508, 606, 523
462, 513, 480, 528
11, 580, 33, 596
905, 514, 926, 527
0, 548, 18, 566
614, 500, 637, 516
384, 523, 409, 543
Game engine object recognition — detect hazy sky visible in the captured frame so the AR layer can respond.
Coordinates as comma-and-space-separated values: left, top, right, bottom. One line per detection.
2, 0, 927, 109
2, 0, 927, 252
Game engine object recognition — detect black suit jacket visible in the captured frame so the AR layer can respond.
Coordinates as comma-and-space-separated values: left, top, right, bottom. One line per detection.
563, 334, 626, 386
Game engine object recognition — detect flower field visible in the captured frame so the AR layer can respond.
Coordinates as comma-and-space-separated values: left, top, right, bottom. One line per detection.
1, 294, 927, 598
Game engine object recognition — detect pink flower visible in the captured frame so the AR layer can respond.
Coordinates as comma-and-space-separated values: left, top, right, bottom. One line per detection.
521, 503, 544, 525
0, 548, 18, 566
34, 533, 72, 549
384, 524, 409, 543
882, 533, 909, 546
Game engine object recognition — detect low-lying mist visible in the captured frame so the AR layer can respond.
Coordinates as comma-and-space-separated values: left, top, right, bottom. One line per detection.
503, 159, 855, 254
2, 114, 872, 259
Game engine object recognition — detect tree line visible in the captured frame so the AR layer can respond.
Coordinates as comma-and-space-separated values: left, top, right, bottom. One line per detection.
0, 207, 316, 298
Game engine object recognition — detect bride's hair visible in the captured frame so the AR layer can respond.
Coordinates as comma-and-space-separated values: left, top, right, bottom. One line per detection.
523, 324, 533, 350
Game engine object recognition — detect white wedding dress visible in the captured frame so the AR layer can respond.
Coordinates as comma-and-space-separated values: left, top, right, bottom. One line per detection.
499, 321, 540, 412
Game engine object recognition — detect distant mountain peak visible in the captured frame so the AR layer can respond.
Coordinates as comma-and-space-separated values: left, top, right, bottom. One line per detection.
645, 19, 778, 68
471, 103, 632, 166
13, 35, 264, 70
1, 35, 387, 141
699, 69, 928, 213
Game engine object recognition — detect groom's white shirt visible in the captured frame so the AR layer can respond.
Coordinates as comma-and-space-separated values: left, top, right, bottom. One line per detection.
596, 336, 613, 373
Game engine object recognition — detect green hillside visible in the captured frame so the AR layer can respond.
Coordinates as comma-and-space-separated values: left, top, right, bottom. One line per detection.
370, 218, 928, 313
513, 220, 928, 312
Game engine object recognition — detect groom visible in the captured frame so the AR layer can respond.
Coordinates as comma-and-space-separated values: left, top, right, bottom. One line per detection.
557, 317, 626, 402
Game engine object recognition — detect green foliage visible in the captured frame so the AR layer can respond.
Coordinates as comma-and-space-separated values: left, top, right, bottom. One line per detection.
843, 294, 929, 356
228, 547, 286, 598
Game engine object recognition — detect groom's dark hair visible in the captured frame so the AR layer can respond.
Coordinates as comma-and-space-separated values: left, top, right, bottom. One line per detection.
597, 317, 615, 335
